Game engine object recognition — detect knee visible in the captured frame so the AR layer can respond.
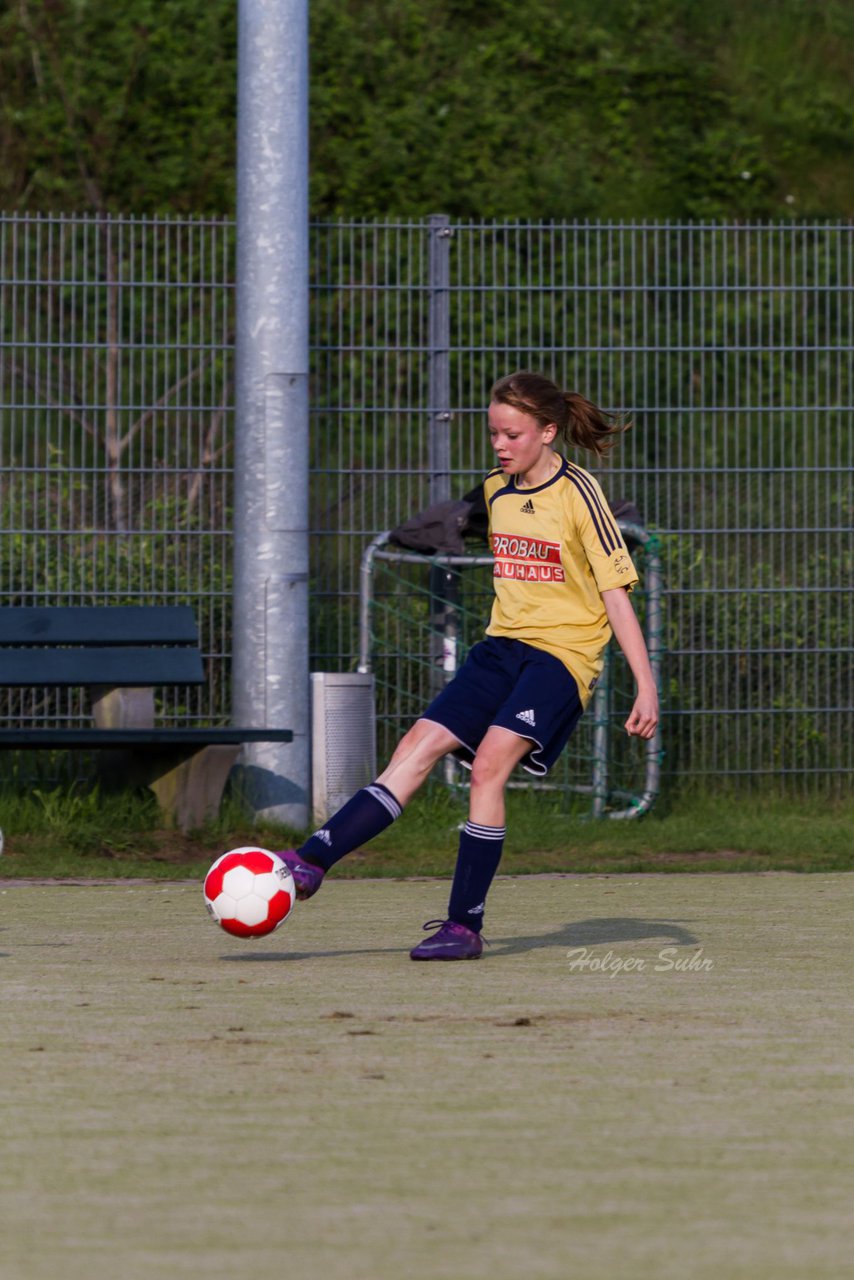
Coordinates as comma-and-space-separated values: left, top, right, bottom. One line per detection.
469, 749, 511, 793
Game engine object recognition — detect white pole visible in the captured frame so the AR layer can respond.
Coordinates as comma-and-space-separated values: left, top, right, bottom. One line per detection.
231, 0, 310, 826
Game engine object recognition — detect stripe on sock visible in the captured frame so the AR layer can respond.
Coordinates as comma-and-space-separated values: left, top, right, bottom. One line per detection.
464, 821, 506, 841
366, 783, 402, 821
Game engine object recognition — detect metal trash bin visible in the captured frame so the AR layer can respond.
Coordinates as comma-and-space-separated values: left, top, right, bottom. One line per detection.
310, 672, 377, 825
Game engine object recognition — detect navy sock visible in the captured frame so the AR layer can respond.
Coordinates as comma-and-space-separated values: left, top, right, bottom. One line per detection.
297, 783, 403, 871
447, 820, 506, 933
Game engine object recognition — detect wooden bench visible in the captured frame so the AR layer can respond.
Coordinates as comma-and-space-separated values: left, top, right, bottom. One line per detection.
0, 606, 293, 831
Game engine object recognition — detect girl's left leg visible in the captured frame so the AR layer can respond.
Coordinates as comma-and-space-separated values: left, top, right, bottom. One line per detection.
411, 727, 532, 959
447, 726, 532, 929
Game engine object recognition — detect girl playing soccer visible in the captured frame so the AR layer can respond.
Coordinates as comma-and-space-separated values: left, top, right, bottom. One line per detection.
279, 371, 659, 959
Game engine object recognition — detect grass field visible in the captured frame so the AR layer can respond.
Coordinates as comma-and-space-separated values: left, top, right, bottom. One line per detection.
1, 786, 852, 878
2, 872, 852, 1280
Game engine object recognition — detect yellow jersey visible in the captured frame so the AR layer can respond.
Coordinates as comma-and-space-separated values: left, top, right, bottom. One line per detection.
484, 455, 638, 705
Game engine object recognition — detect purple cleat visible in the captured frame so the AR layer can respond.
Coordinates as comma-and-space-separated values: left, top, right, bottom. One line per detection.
410, 919, 484, 961
275, 850, 326, 901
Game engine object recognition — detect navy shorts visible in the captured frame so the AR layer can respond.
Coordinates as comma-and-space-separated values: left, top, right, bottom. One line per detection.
420, 636, 584, 776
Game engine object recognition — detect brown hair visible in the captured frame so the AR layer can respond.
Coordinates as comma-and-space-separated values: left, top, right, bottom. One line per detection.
489, 370, 628, 458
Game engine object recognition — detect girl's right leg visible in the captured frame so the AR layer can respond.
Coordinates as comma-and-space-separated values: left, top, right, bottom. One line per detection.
375, 718, 462, 805
279, 719, 459, 898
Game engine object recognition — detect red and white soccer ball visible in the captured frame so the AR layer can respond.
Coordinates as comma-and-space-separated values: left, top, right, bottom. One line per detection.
203, 847, 295, 939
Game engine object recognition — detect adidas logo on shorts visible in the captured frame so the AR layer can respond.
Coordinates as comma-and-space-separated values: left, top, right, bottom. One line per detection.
516, 708, 536, 727
520, 499, 535, 514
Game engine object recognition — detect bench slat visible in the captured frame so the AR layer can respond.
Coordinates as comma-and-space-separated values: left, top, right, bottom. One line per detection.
0, 728, 293, 747
0, 606, 199, 646
0, 647, 205, 687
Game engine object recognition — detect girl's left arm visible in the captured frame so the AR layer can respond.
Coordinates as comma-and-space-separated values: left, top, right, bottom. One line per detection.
601, 587, 659, 740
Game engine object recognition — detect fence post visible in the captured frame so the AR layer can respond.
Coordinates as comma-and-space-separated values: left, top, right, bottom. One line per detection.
590, 646, 612, 818
427, 213, 452, 504
427, 214, 457, 699
230, 0, 310, 826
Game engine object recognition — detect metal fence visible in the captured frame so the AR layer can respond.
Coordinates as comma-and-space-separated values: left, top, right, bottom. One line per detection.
1, 212, 851, 791
0, 213, 234, 734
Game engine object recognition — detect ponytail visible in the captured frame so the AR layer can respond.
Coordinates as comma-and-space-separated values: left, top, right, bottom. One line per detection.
562, 391, 628, 459
490, 371, 629, 459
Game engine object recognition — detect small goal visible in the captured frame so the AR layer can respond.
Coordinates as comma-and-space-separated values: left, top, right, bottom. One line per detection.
354, 525, 663, 820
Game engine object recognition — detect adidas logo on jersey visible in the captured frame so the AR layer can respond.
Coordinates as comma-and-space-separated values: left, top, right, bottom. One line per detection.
520, 499, 536, 514
515, 708, 536, 727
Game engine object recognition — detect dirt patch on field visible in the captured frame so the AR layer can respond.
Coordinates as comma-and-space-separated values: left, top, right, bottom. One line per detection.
0, 852, 768, 890
624, 848, 765, 864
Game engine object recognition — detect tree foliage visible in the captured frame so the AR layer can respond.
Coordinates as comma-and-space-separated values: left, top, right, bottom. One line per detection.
1, 0, 852, 217
0, 0, 237, 212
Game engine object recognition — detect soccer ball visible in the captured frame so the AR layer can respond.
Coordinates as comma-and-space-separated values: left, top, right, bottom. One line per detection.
203, 847, 296, 939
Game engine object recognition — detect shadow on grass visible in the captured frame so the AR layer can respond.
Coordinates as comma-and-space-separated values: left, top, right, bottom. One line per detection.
219, 916, 700, 962
220, 946, 405, 962
489, 916, 699, 956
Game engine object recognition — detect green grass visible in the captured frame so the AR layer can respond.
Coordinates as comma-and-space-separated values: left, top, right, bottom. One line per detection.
3, 874, 853, 1280
0, 782, 851, 880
